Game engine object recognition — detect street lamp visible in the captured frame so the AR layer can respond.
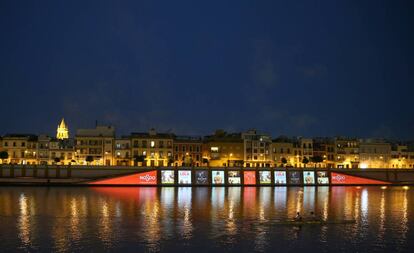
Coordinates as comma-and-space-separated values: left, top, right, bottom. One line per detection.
228, 153, 233, 167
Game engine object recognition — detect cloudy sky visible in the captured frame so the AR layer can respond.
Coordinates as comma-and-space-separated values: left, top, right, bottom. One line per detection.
0, 0, 413, 139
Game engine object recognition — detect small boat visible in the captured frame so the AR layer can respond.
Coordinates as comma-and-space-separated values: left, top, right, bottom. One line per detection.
272, 219, 356, 225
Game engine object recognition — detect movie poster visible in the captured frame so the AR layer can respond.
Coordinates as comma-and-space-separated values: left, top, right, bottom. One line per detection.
228, 171, 241, 184
243, 171, 256, 185
303, 171, 315, 184
274, 171, 287, 185
178, 170, 192, 184
288, 171, 301, 184
161, 170, 175, 184
317, 171, 329, 185
212, 171, 225, 185
195, 170, 209, 185
259, 171, 271, 184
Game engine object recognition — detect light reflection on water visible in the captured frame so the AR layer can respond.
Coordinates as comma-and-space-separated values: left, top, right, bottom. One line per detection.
0, 186, 412, 252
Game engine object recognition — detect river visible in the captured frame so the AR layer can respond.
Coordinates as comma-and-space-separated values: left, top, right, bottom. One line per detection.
0, 186, 412, 252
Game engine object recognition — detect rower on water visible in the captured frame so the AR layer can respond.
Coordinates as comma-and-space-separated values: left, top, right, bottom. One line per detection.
310, 211, 317, 221
294, 212, 302, 221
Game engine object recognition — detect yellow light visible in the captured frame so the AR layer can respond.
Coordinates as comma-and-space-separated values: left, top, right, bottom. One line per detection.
403, 186, 409, 190
356, 186, 361, 189
360, 163, 368, 169
381, 186, 387, 190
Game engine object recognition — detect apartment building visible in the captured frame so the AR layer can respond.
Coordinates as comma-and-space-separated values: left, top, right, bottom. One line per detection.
242, 129, 272, 167
130, 129, 174, 167
76, 126, 115, 166
173, 136, 203, 167
202, 130, 244, 167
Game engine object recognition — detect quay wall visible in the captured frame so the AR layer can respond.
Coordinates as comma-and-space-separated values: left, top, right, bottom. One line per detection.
0, 165, 414, 186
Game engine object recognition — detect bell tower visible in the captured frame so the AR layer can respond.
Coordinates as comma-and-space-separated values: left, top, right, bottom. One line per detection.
56, 118, 69, 140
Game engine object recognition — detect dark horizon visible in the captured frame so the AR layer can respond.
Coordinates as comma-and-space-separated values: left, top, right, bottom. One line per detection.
1, 0, 413, 139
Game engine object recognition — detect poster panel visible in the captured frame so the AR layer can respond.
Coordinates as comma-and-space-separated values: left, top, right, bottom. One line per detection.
212, 171, 225, 185
161, 170, 175, 184
288, 171, 302, 184
303, 171, 315, 185
228, 171, 241, 184
243, 171, 256, 185
274, 171, 287, 185
178, 170, 192, 184
317, 171, 329, 185
195, 170, 209, 185
259, 171, 272, 184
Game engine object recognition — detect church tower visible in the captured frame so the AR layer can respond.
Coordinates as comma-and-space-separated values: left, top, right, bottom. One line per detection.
56, 118, 69, 140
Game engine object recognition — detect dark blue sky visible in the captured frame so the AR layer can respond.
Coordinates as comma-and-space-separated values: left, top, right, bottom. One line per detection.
1, 0, 413, 139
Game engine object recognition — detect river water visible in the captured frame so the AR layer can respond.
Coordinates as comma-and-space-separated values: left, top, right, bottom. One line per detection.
0, 186, 412, 252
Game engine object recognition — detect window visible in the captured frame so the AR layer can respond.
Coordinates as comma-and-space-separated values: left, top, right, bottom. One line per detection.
142, 151, 147, 156
4, 142, 8, 147
175, 146, 178, 152
150, 141, 155, 148
182, 146, 186, 152
211, 147, 219, 152
142, 141, 147, 148
22, 142, 26, 147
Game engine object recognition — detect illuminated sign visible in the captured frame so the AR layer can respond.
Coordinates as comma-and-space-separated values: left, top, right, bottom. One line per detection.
243, 171, 256, 185
317, 171, 329, 185
161, 170, 175, 184
228, 171, 241, 184
137, 170, 157, 185
259, 171, 271, 184
274, 171, 287, 184
89, 171, 157, 185
331, 172, 390, 185
178, 170, 192, 184
212, 171, 225, 185
195, 170, 209, 185
303, 171, 315, 185
288, 171, 302, 184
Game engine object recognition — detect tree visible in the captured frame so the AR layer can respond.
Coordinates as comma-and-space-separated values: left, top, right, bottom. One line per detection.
85, 156, 94, 165
281, 157, 288, 167
168, 157, 174, 166
54, 157, 61, 164
134, 155, 146, 166
310, 156, 324, 167
302, 157, 309, 168
0, 151, 8, 164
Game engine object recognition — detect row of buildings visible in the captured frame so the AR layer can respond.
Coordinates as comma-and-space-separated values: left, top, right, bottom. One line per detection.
0, 119, 414, 169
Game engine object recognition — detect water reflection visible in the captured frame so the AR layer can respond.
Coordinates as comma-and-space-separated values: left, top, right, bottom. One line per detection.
0, 186, 412, 252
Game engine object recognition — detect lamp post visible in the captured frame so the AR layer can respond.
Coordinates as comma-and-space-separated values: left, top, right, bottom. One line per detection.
228, 153, 233, 167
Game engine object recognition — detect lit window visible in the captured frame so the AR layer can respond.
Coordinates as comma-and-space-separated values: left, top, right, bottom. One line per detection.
211, 147, 219, 152
150, 141, 155, 148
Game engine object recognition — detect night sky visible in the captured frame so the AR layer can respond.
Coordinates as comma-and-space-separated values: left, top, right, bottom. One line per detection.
1, 0, 413, 139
